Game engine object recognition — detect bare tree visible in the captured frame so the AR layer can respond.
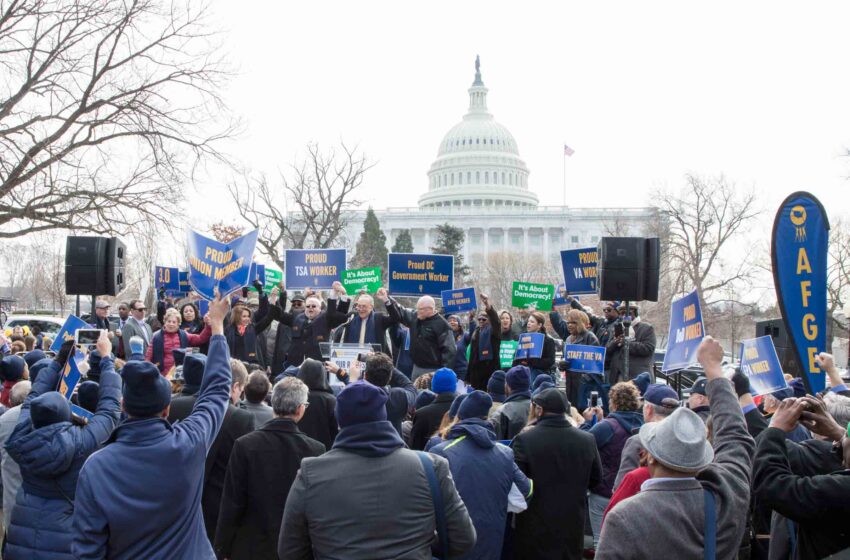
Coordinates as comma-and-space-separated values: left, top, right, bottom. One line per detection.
227, 143, 372, 268
0, 0, 235, 238
827, 219, 850, 348
468, 251, 560, 310
651, 175, 761, 329
210, 222, 245, 243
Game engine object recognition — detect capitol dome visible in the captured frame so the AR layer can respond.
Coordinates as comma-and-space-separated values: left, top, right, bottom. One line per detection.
419, 57, 538, 210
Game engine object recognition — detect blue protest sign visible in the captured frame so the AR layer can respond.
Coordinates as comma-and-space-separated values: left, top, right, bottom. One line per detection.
57, 347, 83, 400
441, 287, 477, 314
196, 299, 209, 317
70, 404, 93, 419
515, 333, 544, 360
661, 290, 705, 372
155, 266, 180, 291
284, 249, 346, 289
187, 229, 259, 300
564, 344, 606, 374
560, 248, 598, 295
552, 284, 579, 307
739, 336, 787, 396
772, 192, 830, 394
50, 314, 88, 353
247, 262, 266, 292
166, 271, 191, 297
388, 253, 454, 296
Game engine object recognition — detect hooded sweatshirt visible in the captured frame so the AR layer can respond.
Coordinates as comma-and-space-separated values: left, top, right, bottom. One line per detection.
582, 410, 644, 497
296, 360, 338, 448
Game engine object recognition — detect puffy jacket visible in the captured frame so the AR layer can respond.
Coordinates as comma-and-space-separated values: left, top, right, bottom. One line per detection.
582, 410, 644, 498
4, 356, 121, 560
489, 391, 531, 440
431, 418, 531, 560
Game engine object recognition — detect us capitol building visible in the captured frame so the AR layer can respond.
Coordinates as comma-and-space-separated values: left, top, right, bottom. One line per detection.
345, 57, 656, 266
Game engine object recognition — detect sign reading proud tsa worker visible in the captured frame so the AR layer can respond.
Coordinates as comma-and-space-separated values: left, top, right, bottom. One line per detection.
387, 253, 453, 296
285, 249, 346, 289
772, 192, 830, 394
187, 229, 259, 300
662, 289, 705, 372
441, 287, 477, 314
739, 336, 787, 396
515, 332, 544, 360
560, 247, 598, 295
564, 344, 606, 374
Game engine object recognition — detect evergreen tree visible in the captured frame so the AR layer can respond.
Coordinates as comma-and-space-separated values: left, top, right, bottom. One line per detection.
391, 229, 414, 253
431, 223, 470, 286
351, 208, 388, 272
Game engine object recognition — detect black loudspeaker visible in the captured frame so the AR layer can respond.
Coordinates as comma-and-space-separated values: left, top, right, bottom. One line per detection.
755, 319, 801, 376
65, 236, 125, 296
597, 237, 660, 302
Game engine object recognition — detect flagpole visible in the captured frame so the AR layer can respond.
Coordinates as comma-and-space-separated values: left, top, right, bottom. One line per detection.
562, 145, 566, 207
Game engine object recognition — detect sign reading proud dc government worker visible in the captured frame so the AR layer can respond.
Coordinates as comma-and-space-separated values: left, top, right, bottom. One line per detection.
441, 287, 477, 314
564, 344, 606, 374
511, 281, 554, 311
187, 229, 259, 300
560, 247, 598, 295
662, 289, 705, 372
739, 336, 787, 396
387, 253, 453, 296
285, 249, 346, 289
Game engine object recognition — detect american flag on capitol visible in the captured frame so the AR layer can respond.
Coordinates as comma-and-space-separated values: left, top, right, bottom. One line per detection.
563, 144, 575, 156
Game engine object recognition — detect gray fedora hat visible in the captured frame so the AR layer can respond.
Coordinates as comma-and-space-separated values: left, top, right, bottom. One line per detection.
638, 406, 714, 472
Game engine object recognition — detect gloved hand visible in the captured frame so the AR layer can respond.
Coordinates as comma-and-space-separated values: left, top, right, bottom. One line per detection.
241, 286, 249, 299
252, 278, 264, 294
55, 339, 76, 366
158, 286, 166, 300
731, 367, 753, 397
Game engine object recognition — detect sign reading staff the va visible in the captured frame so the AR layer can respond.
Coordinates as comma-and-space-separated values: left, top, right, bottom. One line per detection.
388, 253, 454, 296
187, 229, 259, 300
662, 289, 705, 372
285, 249, 346, 289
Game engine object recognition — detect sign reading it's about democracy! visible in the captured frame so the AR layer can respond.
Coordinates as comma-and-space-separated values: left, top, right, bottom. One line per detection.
511, 281, 554, 311
564, 344, 606, 374
387, 253, 454, 296
739, 336, 787, 396
342, 267, 382, 294
187, 229, 259, 300
560, 247, 598, 295
500, 340, 518, 368
441, 287, 477, 314
662, 289, 705, 372
285, 249, 346, 290
515, 332, 544, 360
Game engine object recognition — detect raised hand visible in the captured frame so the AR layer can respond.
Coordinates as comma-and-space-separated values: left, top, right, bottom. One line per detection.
375, 287, 389, 303
96, 329, 112, 357
207, 289, 230, 335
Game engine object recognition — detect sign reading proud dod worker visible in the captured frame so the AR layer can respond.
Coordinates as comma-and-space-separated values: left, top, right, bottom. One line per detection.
387, 253, 454, 296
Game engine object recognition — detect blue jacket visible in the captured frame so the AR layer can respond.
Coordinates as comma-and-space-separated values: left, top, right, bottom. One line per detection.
4, 356, 121, 560
431, 418, 532, 560
71, 335, 232, 560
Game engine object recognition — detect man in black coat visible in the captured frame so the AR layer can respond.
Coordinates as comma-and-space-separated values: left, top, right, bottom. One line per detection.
168, 355, 256, 544
362, 353, 415, 436
511, 389, 602, 560
409, 368, 457, 450
385, 293, 456, 381
605, 304, 656, 384
214, 377, 325, 559
334, 287, 399, 357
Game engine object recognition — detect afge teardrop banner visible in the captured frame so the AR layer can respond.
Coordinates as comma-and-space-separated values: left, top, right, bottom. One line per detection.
285, 249, 346, 289
187, 229, 259, 300
661, 289, 705, 373
387, 253, 454, 296
772, 192, 830, 394
560, 247, 598, 295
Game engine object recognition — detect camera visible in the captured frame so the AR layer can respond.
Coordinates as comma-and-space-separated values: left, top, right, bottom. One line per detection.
75, 328, 103, 347
613, 322, 624, 338
590, 391, 599, 408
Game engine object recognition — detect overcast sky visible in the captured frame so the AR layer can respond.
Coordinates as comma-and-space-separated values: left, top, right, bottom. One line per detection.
195, 0, 850, 226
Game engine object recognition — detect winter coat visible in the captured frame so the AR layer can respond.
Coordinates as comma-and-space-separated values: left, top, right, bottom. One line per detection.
296, 366, 338, 449
467, 306, 502, 391
431, 418, 532, 560
512, 334, 556, 376
604, 320, 656, 384
0, 404, 23, 532
145, 326, 211, 375
581, 410, 644, 498
278, 420, 476, 559
596, 378, 755, 560
386, 298, 457, 370
489, 391, 531, 440
452, 328, 469, 380
5, 356, 121, 560
336, 309, 399, 358
277, 295, 350, 367
511, 415, 602, 560
410, 392, 455, 451
71, 335, 232, 560
214, 418, 325, 559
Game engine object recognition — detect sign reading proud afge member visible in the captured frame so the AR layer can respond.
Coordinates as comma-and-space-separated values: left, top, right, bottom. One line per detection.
511, 281, 554, 311
387, 253, 453, 296
285, 249, 346, 289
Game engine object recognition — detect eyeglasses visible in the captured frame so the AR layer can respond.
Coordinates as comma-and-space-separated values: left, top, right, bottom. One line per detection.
477, 318, 488, 322
305, 304, 319, 309
603, 308, 613, 312
301, 402, 310, 408
134, 307, 146, 312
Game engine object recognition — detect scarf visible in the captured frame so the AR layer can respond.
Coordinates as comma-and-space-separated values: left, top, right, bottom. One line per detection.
344, 312, 377, 345
332, 420, 405, 457
0, 380, 14, 407
477, 325, 494, 361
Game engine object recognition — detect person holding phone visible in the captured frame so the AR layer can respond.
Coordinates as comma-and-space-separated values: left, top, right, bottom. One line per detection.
605, 303, 656, 385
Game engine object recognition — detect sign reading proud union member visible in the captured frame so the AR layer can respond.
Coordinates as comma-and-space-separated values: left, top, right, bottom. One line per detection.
387, 253, 454, 296
187, 229, 259, 300
284, 249, 346, 290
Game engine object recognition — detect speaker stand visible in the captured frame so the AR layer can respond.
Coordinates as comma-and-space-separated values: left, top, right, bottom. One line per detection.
623, 300, 631, 380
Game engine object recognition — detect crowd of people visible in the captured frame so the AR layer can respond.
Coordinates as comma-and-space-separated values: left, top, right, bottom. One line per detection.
0, 279, 847, 559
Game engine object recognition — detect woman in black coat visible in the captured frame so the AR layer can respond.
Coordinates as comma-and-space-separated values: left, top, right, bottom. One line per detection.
513, 311, 556, 384
179, 302, 204, 334
295, 359, 338, 449
499, 310, 519, 341
467, 295, 502, 391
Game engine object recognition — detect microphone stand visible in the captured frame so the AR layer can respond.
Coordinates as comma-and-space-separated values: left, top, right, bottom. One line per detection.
623, 300, 632, 381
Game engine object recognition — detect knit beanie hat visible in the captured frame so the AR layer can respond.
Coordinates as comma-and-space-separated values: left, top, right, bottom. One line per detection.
29, 358, 52, 384
24, 349, 46, 370
431, 368, 457, 394
531, 374, 551, 392
448, 393, 468, 419
458, 390, 493, 420
77, 381, 100, 413
181, 353, 207, 395
415, 389, 437, 410
335, 380, 388, 428
505, 365, 531, 392
487, 370, 506, 402
532, 380, 555, 396
31, 392, 71, 429
0, 355, 26, 382
121, 361, 172, 417
632, 372, 652, 396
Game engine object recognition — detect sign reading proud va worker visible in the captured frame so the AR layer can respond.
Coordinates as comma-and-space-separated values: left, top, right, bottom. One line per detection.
285, 249, 346, 289
187, 229, 259, 300
560, 247, 598, 295
387, 253, 453, 296
511, 281, 554, 311
662, 289, 705, 372
772, 192, 830, 394
739, 336, 787, 396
